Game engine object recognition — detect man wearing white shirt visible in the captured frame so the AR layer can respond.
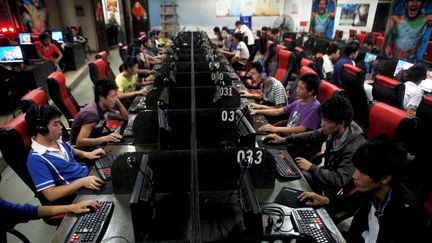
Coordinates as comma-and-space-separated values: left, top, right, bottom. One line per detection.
231, 32, 250, 70
235, 21, 255, 51
403, 63, 427, 115
321, 42, 340, 81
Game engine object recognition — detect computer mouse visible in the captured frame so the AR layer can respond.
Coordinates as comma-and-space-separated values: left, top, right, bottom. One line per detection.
297, 198, 313, 208
262, 137, 272, 144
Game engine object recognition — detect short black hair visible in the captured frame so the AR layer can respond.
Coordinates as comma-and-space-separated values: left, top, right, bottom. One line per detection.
25, 105, 62, 135
261, 26, 268, 32
213, 26, 220, 33
233, 32, 244, 42
271, 28, 279, 35
318, 94, 353, 126
94, 79, 118, 103
406, 62, 427, 83
300, 72, 321, 96
221, 26, 229, 32
353, 135, 406, 183
344, 41, 360, 56
39, 32, 50, 41
249, 61, 269, 76
235, 21, 242, 26
326, 42, 340, 55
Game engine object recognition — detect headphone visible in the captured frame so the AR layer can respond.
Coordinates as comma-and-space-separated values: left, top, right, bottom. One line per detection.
35, 106, 49, 134
260, 60, 267, 80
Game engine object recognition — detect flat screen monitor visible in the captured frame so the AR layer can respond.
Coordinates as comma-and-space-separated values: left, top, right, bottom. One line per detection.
51, 31, 64, 43
19, 33, 32, 45
364, 52, 377, 63
393, 59, 414, 77
0, 46, 24, 63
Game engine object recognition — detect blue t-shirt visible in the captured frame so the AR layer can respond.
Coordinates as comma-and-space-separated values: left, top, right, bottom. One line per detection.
282, 99, 321, 130
332, 56, 354, 87
0, 198, 38, 242
26, 139, 89, 192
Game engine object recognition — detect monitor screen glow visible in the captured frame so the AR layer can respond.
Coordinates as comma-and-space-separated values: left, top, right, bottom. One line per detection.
0, 46, 24, 63
394, 59, 414, 77
364, 52, 377, 63
19, 33, 32, 45
51, 31, 64, 43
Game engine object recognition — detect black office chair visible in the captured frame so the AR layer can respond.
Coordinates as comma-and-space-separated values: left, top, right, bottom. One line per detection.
2, 225, 31, 243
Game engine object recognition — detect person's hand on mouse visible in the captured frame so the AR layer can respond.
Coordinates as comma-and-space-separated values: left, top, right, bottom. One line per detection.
84, 148, 106, 160
294, 157, 313, 171
297, 192, 329, 207
258, 124, 277, 133
71, 200, 101, 214
263, 133, 285, 144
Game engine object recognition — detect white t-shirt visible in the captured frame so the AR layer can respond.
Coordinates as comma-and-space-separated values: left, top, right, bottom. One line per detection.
235, 41, 250, 64
361, 204, 380, 243
403, 81, 423, 111
322, 54, 334, 79
239, 24, 254, 46
419, 78, 432, 93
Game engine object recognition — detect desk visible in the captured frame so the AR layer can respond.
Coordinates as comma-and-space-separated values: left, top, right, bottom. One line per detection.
64, 43, 86, 71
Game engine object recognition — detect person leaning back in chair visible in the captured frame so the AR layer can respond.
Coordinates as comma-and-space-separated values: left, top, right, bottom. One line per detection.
25, 105, 107, 203
264, 94, 365, 198
70, 79, 128, 149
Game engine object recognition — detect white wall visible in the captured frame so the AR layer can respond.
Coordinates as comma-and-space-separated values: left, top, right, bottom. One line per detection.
333, 0, 379, 38
75, 0, 99, 51
284, 0, 313, 32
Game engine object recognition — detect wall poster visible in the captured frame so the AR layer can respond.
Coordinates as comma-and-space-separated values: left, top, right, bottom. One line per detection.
309, 0, 337, 38
339, 3, 370, 26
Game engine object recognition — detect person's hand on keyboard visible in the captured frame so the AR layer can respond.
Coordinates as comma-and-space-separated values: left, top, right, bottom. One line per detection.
250, 103, 265, 109
259, 124, 277, 133
79, 176, 105, 190
70, 200, 102, 214
263, 133, 286, 144
103, 132, 123, 143
294, 157, 313, 171
297, 192, 330, 207
84, 148, 106, 160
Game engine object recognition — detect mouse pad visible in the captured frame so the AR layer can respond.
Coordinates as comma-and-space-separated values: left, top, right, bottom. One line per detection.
274, 187, 304, 208
76, 180, 113, 195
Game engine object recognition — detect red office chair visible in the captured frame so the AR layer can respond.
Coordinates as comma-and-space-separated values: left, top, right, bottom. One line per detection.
423, 41, 432, 63
274, 49, 295, 86
300, 58, 315, 68
340, 64, 368, 127
367, 102, 417, 153
356, 33, 366, 46
349, 29, 357, 38
0, 114, 68, 225
263, 40, 275, 63
46, 72, 80, 126
372, 75, 405, 109
20, 87, 47, 113
95, 51, 115, 80
268, 44, 287, 76
370, 32, 383, 46
89, 59, 110, 84
318, 81, 343, 104
334, 30, 343, 40
376, 36, 385, 49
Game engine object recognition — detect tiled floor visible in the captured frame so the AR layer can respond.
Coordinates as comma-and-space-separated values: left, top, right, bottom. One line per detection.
2, 48, 122, 243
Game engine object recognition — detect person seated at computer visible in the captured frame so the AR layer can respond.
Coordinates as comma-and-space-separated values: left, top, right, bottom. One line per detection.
25, 105, 107, 202
35, 32, 63, 71
0, 174, 101, 242
115, 57, 150, 108
403, 62, 427, 116
211, 26, 224, 46
240, 61, 287, 109
70, 79, 128, 149
217, 27, 237, 58
268, 28, 280, 43
128, 42, 155, 79
141, 35, 163, 66
332, 41, 360, 87
234, 21, 255, 52
297, 136, 430, 243
321, 42, 341, 81
231, 32, 250, 70
264, 95, 365, 198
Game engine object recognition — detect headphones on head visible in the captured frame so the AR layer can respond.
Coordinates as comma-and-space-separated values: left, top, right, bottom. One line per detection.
35, 106, 49, 134
260, 60, 267, 80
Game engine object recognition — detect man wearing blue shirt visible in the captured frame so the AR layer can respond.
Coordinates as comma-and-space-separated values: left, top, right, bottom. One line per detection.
332, 41, 360, 87
26, 105, 106, 203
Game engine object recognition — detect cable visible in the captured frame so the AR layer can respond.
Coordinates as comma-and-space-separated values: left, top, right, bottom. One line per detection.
101, 236, 130, 243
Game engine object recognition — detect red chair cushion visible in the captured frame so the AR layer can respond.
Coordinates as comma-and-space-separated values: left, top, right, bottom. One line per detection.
301, 58, 315, 67
21, 88, 47, 107
318, 81, 342, 103
376, 75, 400, 89
376, 36, 385, 49
275, 50, 292, 82
367, 102, 411, 139
343, 64, 361, 76
299, 66, 317, 77
2, 113, 31, 149
93, 59, 108, 80
48, 71, 79, 117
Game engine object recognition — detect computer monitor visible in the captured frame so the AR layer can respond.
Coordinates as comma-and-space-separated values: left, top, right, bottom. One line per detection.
236, 109, 256, 147
51, 31, 64, 43
19, 33, 32, 45
393, 59, 414, 77
239, 168, 263, 237
0, 46, 24, 63
364, 52, 377, 64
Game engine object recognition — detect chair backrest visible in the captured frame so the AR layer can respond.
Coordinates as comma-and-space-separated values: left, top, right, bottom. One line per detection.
295, 47, 305, 70
356, 33, 366, 46
96, 51, 108, 63
95, 51, 115, 80
376, 36, 385, 49
340, 64, 368, 127
46, 71, 80, 121
416, 95, 432, 138
263, 40, 275, 62
0, 114, 34, 192
370, 32, 383, 45
274, 49, 293, 85
334, 30, 343, 40
300, 58, 315, 68
318, 81, 342, 103
89, 59, 109, 84
372, 75, 405, 109
299, 65, 317, 77
367, 102, 417, 152
349, 29, 357, 37
20, 88, 47, 113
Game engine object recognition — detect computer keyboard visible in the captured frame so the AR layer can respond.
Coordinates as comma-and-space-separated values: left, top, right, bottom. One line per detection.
267, 149, 301, 179
65, 201, 114, 243
290, 208, 336, 243
95, 152, 118, 181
